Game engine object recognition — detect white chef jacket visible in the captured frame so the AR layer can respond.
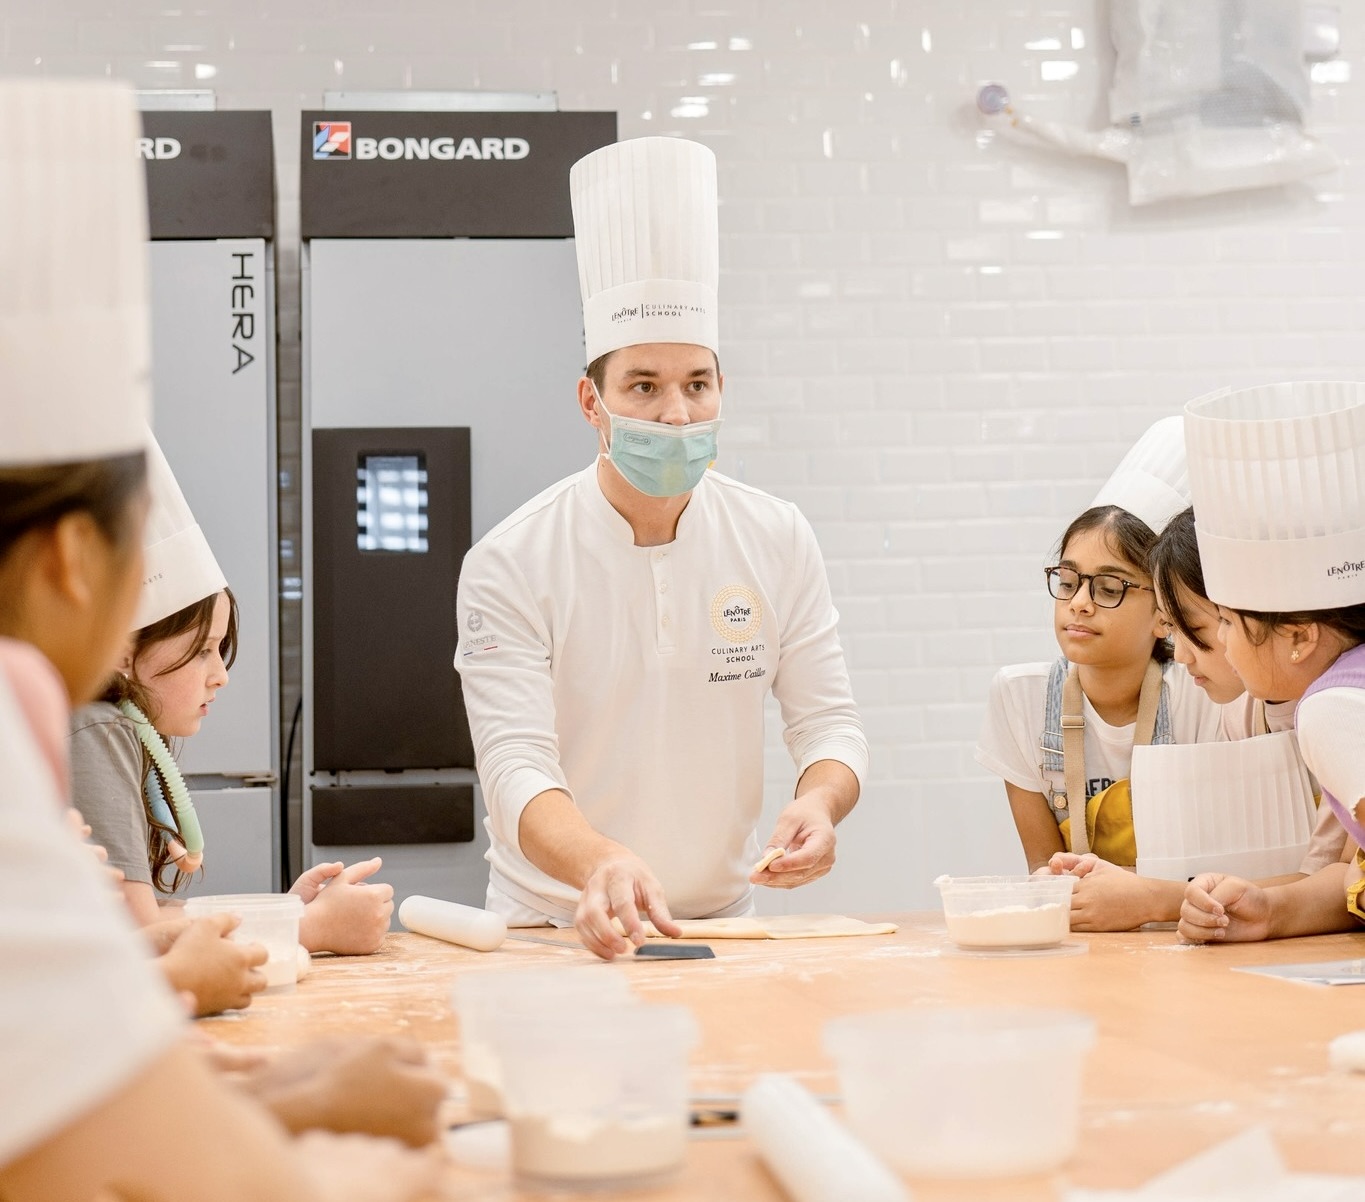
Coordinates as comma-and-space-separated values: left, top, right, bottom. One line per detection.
455, 463, 868, 925
0, 655, 183, 1169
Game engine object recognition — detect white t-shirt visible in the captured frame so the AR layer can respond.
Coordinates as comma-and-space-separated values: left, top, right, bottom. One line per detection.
1217, 694, 1295, 739
1296, 687, 1365, 852
975, 660, 1224, 803
0, 663, 183, 1168
455, 464, 868, 925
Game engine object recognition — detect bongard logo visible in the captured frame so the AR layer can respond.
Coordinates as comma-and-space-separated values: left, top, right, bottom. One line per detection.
1327, 558, 1365, 578
354, 136, 529, 161
136, 137, 181, 160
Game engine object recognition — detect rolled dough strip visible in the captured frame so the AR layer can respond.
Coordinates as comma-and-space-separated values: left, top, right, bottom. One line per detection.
752, 846, 787, 873
618, 915, 898, 940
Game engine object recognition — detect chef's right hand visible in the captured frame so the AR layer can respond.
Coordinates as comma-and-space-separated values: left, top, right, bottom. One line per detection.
1178, 873, 1270, 944
575, 853, 681, 960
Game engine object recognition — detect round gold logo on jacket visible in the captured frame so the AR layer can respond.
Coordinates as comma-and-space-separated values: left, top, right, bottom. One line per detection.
711, 585, 763, 643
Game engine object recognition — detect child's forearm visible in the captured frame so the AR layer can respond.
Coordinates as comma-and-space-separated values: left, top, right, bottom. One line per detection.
1264, 862, 1355, 939
1140, 876, 1186, 924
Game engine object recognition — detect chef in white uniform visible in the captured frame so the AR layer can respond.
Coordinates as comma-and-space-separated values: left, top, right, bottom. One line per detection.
455, 137, 868, 959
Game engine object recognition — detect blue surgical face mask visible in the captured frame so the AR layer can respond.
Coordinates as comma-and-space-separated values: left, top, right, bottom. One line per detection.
593, 382, 723, 499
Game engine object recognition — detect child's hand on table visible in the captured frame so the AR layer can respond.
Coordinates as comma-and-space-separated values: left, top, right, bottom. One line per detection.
235, 1037, 447, 1147
1179, 873, 1270, 943
294, 858, 395, 955
158, 913, 269, 1015
1042, 851, 1108, 877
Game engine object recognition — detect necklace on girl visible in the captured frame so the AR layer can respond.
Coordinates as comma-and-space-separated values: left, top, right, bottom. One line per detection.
118, 699, 205, 873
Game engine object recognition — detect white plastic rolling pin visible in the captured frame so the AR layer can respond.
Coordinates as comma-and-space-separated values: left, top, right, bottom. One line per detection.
398, 896, 507, 952
742, 1074, 911, 1202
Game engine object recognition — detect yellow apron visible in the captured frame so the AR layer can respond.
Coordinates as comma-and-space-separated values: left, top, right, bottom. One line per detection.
1059, 780, 1138, 867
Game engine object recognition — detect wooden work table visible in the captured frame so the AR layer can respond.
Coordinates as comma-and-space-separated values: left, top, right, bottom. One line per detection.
202, 916, 1365, 1199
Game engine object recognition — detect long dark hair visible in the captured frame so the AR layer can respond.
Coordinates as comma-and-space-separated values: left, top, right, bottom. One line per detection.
101, 588, 240, 894
1055, 505, 1173, 663
0, 452, 147, 570
1228, 602, 1365, 650
1150, 507, 1211, 650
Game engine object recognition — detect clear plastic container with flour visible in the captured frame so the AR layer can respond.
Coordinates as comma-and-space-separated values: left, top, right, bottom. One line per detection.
825, 1007, 1095, 1178
935, 874, 1075, 950
450, 967, 632, 1119
492, 1003, 698, 1189
182, 893, 304, 992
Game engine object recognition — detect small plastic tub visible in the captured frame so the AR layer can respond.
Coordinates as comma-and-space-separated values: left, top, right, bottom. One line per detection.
492, 1003, 698, 1190
182, 893, 305, 992
450, 967, 632, 1119
825, 1007, 1096, 1178
935, 874, 1076, 950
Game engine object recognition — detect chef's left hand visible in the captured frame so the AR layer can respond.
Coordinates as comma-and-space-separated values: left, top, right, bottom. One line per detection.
752, 796, 837, 889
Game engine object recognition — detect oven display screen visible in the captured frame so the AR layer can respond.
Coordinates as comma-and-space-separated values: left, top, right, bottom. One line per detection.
357, 453, 428, 553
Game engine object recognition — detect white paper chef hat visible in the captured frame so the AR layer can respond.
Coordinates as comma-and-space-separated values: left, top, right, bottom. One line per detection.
133, 429, 226, 631
0, 80, 151, 466
571, 136, 719, 365
1185, 381, 1365, 611
1091, 416, 1189, 534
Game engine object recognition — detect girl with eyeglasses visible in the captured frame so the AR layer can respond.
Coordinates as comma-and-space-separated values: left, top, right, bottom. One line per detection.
976, 421, 1223, 879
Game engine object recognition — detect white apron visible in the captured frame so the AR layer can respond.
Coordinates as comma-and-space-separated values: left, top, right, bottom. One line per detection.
1130, 730, 1317, 882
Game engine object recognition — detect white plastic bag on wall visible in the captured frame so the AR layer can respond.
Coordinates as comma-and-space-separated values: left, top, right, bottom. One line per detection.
978, 0, 1338, 205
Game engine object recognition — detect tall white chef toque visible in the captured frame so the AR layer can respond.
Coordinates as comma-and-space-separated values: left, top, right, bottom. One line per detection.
134, 429, 226, 631
0, 80, 151, 465
571, 136, 719, 364
1091, 416, 1189, 535
1184, 381, 1365, 611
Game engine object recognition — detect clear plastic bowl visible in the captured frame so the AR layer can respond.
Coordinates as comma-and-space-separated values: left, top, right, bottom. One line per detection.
825, 1007, 1096, 1178
450, 967, 632, 1119
182, 892, 305, 991
935, 874, 1076, 949
492, 1003, 698, 1189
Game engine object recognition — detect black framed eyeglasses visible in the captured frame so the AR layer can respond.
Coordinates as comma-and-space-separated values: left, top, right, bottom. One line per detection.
1044, 565, 1153, 609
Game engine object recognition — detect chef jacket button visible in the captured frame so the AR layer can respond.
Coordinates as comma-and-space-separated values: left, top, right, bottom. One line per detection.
661, 615, 671, 627
659, 582, 669, 594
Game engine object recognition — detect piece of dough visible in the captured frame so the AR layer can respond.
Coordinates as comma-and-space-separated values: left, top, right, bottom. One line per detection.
1329, 1030, 1365, 1072
623, 915, 898, 940
752, 847, 787, 873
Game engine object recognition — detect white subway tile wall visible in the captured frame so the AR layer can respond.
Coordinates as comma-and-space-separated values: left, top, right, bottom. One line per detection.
7, 0, 1359, 911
